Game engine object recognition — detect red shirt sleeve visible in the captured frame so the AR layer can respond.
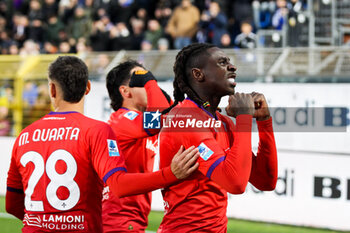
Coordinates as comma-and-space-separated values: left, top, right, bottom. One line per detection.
249, 118, 278, 190
106, 166, 178, 198
145, 80, 171, 111
88, 122, 127, 183
6, 139, 25, 220
184, 115, 254, 194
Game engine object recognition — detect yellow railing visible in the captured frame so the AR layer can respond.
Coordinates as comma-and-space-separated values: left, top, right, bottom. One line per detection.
0, 54, 67, 136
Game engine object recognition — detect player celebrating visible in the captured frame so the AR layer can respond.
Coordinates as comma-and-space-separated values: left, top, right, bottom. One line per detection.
103, 60, 172, 232
5, 56, 199, 233
158, 43, 278, 232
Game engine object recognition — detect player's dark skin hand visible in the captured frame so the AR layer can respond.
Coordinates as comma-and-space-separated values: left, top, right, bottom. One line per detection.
225, 92, 255, 117
250, 92, 271, 121
171, 146, 199, 179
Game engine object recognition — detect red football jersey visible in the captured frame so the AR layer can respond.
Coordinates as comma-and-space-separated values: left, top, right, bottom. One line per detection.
157, 98, 277, 233
7, 111, 126, 233
102, 80, 171, 232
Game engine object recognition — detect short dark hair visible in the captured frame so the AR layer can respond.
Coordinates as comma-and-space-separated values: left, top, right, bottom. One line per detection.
163, 43, 215, 114
106, 59, 144, 111
48, 56, 88, 103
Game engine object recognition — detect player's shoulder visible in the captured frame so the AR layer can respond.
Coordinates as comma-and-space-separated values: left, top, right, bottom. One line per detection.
109, 108, 141, 124
80, 114, 112, 130
170, 99, 201, 115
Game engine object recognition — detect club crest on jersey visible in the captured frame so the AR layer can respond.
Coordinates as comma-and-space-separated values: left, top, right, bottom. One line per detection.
107, 139, 119, 156
198, 143, 214, 161
124, 111, 138, 120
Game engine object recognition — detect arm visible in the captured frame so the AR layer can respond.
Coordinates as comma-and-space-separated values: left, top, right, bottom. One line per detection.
6, 190, 25, 220
115, 71, 172, 138
248, 92, 278, 190
6, 148, 25, 220
145, 80, 171, 111
106, 146, 199, 197
199, 115, 254, 194
249, 118, 278, 190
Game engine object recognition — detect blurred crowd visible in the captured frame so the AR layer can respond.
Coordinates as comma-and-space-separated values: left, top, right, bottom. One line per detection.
0, 0, 308, 55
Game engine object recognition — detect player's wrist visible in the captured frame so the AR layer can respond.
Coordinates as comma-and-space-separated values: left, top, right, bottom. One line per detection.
256, 115, 271, 121
164, 166, 178, 182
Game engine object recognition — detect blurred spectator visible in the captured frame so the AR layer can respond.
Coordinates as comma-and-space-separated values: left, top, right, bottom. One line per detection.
68, 6, 92, 46
28, 19, 45, 44
155, 1, 173, 28
166, 0, 200, 49
130, 17, 145, 50
227, 0, 254, 40
23, 82, 38, 107
58, 0, 78, 25
252, 0, 276, 29
0, 30, 16, 54
135, 7, 148, 23
12, 14, 29, 47
27, 1, 45, 44
234, 21, 257, 48
19, 39, 40, 55
76, 38, 90, 55
108, 0, 137, 24
287, 0, 306, 46
46, 15, 65, 46
90, 15, 112, 51
8, 42, 19, 54
0, 1, 13, 26
198, 1, 228, 46
141, 39, 152, 51
58, 40, 72, 53
42, 0, 59, 21
219, 33, 232, 48
28, 0, 44, 22
158, 37, 169, 51
272, 0, 288, 30
42, 41, 58, 54
109, 22, 133, 51
145, 19, 163, 49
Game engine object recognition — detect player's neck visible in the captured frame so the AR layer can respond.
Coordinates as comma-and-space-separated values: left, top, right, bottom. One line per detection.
54, 100, 85, 114
122, 100, 145, 112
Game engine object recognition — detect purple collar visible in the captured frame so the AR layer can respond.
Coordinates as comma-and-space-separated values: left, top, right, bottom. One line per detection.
48, 111, 79, 115
185, 97, 218, 120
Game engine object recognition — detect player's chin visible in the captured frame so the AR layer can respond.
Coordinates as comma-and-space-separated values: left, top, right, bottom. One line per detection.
226, 86, 235, 95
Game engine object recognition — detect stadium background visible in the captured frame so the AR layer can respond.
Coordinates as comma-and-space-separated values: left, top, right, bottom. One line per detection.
1, 0, 350, 232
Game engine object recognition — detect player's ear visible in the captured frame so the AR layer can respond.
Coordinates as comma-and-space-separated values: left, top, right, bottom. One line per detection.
119, 85, 131, 99
85, 80, 91, 95
191, 68, 204, 82
49, 81, 56, 99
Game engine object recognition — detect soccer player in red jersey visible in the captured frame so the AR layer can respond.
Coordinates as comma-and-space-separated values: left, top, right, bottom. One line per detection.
158, 43, 278, 233
5, 56, 199, 233
103, 60, 172, 232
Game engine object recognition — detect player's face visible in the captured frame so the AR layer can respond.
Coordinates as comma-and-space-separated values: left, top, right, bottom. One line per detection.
201, 47, 237, 96
129, 66, 148, 111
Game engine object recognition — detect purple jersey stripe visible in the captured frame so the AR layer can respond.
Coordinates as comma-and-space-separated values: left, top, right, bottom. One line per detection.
48, 111, 79, 115
7, 186, 24, 194
206, 156, 225, 179
103, 167, 127, 183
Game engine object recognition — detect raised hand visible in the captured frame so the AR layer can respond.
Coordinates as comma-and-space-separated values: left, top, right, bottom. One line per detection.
225, 92, 255, 118
129, 70, 156, 87
250, 92, 270, 121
